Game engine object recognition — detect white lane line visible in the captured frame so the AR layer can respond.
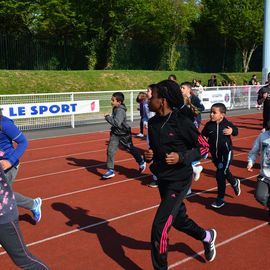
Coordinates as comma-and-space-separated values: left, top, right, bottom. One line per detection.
0, 204, 159, 256
43, 175, 147, 201
16, 157, 136, 182
0, 174, 261, 258
168, 222, 269, 269
21, 142, 146, 164
23, 133, 256, 161
28, 130, 108, 141
27, 137, 109, 151
16, 149, 249, 183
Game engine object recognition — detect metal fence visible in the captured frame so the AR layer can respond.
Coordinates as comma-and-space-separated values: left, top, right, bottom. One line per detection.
0, 85, 261, 131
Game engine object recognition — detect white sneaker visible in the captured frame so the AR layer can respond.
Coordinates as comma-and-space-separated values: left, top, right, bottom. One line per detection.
186, 188, 192, 196
136, 133, 144, 138
193, 165, 203, 181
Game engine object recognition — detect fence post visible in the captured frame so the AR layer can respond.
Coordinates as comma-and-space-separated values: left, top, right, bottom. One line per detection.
248, 86, 251, 110
130, 90, 134, 122
71, 93, 75, 128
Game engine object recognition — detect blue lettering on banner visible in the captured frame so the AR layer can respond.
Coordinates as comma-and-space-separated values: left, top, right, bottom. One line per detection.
50, 105, 60, 113
18, 107, 26, 116
9, 107, 26, 116
70, 104, 77, 112
62, 104, 70, 113
6, 103, 79, 118
30, 103, 78, 115
39, 106, 48, 114
31, 106, 38, 115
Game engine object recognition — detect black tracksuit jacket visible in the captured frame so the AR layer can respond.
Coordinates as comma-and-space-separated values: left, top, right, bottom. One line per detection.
257, 84, 270, 128
148, 110, 201, 183
201, 117, 238, 159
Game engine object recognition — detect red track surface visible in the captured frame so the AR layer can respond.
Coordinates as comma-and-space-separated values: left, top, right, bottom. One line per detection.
1, 112, 269, 270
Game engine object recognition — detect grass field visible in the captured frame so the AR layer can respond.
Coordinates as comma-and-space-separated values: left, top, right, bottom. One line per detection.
0, 70, 262, 94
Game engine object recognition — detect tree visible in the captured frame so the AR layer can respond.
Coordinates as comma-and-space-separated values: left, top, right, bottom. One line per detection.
202, 0, 263, 72
126, 0, 200, 70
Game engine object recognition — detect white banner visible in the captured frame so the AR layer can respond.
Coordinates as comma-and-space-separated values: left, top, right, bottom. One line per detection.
200, 90, 231, 110
1, 100, 100, 119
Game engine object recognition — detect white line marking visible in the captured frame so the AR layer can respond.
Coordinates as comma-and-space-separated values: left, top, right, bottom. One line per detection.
168, 222, 269, 269
21, 142, 146, 164
0, 174, 262, 258
16, 157, 136, 182
16, 149, 248, 183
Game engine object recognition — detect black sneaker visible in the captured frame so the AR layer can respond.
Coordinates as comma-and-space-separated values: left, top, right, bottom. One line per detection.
211, 198, 225, 208
233, 178, 241, 196
148, 181, 158, 188
203, 229, 217, 262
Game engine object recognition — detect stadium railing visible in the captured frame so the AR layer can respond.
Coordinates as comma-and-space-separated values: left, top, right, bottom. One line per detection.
0, 85, 261, 131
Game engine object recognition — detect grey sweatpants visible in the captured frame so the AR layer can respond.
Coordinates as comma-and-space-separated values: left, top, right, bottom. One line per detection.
106, 133, 143, 170
5, 166, 35, 210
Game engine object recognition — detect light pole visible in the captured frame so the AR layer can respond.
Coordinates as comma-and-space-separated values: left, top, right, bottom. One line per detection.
262, 0, 270, 84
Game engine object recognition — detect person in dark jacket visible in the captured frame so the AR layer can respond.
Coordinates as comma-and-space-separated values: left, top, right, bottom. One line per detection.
0, 164, 50, 269
103, 92, 146, 178
257, 72, 270, 131
202, 103, 241, 208
144, 80, 217, 270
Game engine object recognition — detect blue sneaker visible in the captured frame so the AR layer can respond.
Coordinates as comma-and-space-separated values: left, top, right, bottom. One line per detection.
102, 170, 115, 179
139, 161, 146, 173
31, 197, 42, 223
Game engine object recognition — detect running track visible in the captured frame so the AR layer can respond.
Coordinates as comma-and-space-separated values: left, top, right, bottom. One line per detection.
1, 112, 269, 269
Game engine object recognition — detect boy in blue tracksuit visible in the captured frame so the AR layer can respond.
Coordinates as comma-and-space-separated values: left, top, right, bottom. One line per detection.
201, 103, 241, 208
0, 109, 42, 223
103, 92, 146, 178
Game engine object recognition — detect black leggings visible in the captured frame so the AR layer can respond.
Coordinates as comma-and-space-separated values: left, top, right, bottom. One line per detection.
151, 179, 206, 270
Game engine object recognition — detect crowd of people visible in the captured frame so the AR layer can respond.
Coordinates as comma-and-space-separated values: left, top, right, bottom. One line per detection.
100, 72, 270, 270
1, 72, 270, 270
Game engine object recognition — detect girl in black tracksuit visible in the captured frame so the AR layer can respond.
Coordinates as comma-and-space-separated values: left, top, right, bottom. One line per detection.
144, 80, 217, 270
201, 103, 240, 208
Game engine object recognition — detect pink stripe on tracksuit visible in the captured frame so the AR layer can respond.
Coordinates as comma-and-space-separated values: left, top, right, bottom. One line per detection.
159, 215, 173, 254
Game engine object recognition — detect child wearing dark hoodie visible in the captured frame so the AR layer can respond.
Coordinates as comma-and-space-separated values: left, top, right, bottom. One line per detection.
103, 92, 146, 178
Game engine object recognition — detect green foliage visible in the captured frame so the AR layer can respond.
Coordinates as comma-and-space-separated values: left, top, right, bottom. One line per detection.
0, 0, 264, 72
201, 0, 264, 72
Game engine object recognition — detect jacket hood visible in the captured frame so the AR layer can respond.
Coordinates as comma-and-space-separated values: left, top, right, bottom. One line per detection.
117, 104, 127, 111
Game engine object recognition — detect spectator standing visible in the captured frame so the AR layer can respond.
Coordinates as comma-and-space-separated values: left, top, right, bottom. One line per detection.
207, 75, 217, 87
249, 74, 257, 85
136, 92, 147, 138
257, 72, 270, 131
168, 74, 177, 81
